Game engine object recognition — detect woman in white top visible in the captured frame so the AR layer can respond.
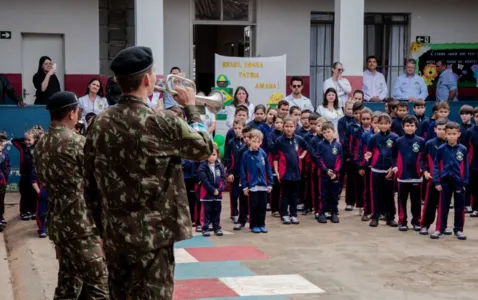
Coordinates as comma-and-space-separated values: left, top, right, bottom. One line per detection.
201, 105, 217, 138
226, 86, 254, 128
323, 62, 352, 109
316, 88, 344, 134
78, 78, 109, 121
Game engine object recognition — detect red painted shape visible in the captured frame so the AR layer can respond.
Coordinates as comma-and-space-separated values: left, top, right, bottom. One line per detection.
186, 245, 269, 262
173, 278, 239, 300
286, 75, 310, 98
3, 74, 22, 95
343, 75, 364, 95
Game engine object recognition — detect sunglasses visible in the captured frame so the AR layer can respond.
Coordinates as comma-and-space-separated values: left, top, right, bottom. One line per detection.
292, 85, 302, 88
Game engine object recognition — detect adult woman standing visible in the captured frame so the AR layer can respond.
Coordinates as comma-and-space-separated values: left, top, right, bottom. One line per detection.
32, 56, 61, 105
226, 87, 254, 128
316, 88, 344, 133
323, 62, 352, 109
78, 78, 109, 121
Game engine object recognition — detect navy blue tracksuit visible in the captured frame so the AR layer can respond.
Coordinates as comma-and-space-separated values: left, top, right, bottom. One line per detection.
420, 137, 445, 229
393, 134, 425, 226
182, 159, 199, 223
316, 139, 343, 215
466, 126, 478, 211
343, 122, 362, 207
338, 115, 355, 191
271, 134, 307, 218
433, 143, 468, 233
240, 148, 273, 228
391, 117, 405, 137
12, 138, 36, 216
357, 129, 374, 215
224, 137, 245, 218
308, 134, 324, 214
367, 131, 399, 222
31, 168, 48, 234
415, 115, 429, 139
198, 161, 225, 232
267, 129, 283, 214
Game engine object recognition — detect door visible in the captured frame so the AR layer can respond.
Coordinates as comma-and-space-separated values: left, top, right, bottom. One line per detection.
21, 34, 64, 104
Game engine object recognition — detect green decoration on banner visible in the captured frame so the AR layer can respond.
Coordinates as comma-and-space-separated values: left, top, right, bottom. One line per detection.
213, 134, 225, 147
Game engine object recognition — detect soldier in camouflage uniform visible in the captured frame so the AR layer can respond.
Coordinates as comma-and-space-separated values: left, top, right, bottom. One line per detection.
83, 46, 213, 299
33, 91, 109, 299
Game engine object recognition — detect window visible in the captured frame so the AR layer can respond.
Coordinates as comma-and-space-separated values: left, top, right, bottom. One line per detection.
195, 0, 253, 22
310, 13, 334, 107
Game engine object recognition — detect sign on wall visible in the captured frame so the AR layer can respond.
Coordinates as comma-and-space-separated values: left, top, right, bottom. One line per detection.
214, 54, 287, 107
0, 31, 11, 39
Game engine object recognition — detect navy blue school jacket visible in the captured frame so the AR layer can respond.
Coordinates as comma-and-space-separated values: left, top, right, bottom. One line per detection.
11, 138, 34, 177
247, 119, 264, 130
415, 114, 429, 139
224, 137, 244, 176
296, 126, 310, 138
266, 129, 282, 168
240, 148, 273, 190
182, 160, 199, 179
271, 134, 308, 181
421, 137, 446, 177
225, 128, 236, 150
338, 115, 355, 143
343, 122, 360, 159
31, 168, 48, 200
350, 126, 370, 163
391, 117, 405, 137
356, 129, 374, 169
198, 161, 225, 201
433, 143, 469, 186
460, 122, 473, 146
466, 126, 478, 172
0, 151, 11, 187
426, 118, 440, 141
393, 134, 425, 181
316, 139, 343, 176
367, 131, 399, 171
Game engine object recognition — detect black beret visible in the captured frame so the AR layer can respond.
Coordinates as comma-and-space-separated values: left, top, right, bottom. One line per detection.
46, 91, 79, 111
110, 46, 154, 76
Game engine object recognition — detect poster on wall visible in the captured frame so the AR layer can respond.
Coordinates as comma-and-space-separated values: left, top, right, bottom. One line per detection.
411, 42, 478, 88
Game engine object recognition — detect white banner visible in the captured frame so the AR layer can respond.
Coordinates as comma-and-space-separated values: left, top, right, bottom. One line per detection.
214, 54, 287, 108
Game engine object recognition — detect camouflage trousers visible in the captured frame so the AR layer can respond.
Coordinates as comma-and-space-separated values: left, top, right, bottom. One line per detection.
107, 245, 175, 300
54, 236, 109, 300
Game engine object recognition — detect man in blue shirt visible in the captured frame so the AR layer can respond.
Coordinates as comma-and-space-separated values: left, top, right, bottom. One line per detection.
435, 60, 458, 102
392, 59, 428, 102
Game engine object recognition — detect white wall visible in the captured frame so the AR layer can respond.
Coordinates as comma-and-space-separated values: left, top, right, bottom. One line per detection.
0, 0, 99, 74
164, 0, 191, 76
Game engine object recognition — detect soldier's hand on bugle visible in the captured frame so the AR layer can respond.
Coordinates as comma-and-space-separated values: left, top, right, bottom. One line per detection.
173, 86, 195, 106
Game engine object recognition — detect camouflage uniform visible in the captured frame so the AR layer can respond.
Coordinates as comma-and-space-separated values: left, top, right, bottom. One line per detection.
33, 126, 109, 299
84, 95, 213, 299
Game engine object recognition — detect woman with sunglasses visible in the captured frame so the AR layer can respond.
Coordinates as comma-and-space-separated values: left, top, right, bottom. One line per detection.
323, 62, 352, 110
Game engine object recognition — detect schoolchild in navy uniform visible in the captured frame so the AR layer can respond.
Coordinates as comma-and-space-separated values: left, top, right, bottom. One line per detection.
316, 121, 343, 224
271, 117, 308, 225
458, 105, 473, 211
224, 119, 246, 223
241, 130, 273, 233
365, 114, 399, 228
337, 99, 356, 195
431, 122, 468, 240
31, 168, 48, 238
225, 105, 249, 148
419, 118, 447, 235
277, 100, 290, 119
466, 108, 478, 217
297, 109, 312, 212
426, 102, 450, 141
391, 102, 408, 137
357, 111, 381, 221
12, 126, 43, 221
0, 134, 11, 229
198, 145, 225, 237
309, 117, 326, 217
289, 106, 302, 129
301, 113, 321, 216
412, 100, 427, 138
296, 110, 312, 137
260, 107, 277, 139
392, 115, 425, 232
233, 126, 253, 230
247, 105, 266, 129
182, 159, 200, 229
267, 116, 284, 217
343, 102, 364, 211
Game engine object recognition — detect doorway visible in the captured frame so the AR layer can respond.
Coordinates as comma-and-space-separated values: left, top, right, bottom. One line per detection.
21, 33, 65, 104
194, 25, 248, 95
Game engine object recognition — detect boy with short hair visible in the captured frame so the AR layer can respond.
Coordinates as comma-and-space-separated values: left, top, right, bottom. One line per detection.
420, 118, 448, 234
277, 100, 290, 119
241, 130, 273, 233
302, 113, 321, 215
392, 115, 425, 232
431, 122, 468, 240
289, 106, 302, 127
271, 117, 308, 225
225, 105, 249, 147
427, 102, 450, 141
316, 121, 343, 224
459, 105, 473, 146
366, 114, 399, 227
338, 99, 356, 144
466, 107, 478, 217
233, 125, 253, 230
413, 100, 428, 139
297, 109, 312, 137
309, 117, 326, 217
391, 102, 409, 137
384, 98, 398, 118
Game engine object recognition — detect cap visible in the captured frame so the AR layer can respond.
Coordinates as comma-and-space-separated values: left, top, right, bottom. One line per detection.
46, 91, 79, 111
110, 46, 154, 76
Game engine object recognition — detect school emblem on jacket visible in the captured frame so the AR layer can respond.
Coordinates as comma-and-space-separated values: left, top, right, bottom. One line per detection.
412, 142, 420, 153
261, 157, 266, 165
216, 169, 221, 177
456, 150, 464, 161
386, 139, 393, 148
332, 146, 338, 155
293, 141, 299, 151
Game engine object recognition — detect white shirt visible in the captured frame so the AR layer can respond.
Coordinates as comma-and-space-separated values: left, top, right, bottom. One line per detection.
147, 91, 161, 109
284, 94, 314, 111
200, 107, 216, 137
209, 164, 216, 181
78, 95, 109, 120
323, 77, 352, 108
363, 70, 388, 101
226, 102, 255, 128
316, 105, 344, 132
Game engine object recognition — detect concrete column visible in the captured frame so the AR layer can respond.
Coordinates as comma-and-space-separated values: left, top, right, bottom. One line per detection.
334, 0, 364, 90
135, 0, 164, 75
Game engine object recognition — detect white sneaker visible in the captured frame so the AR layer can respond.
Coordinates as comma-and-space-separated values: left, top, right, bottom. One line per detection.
232, 216, 239, 223
359, 208, 364, 216
282, 216, 291, 224
325, 212, 331, 219
290, 216, 300, 224
266, 203, 271, 211
297, 204, 304, 211
465, 206, 473, 213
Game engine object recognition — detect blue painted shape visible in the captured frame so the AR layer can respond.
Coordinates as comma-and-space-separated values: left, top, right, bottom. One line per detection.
175, 261, 255, 280
174, 236, 215, 249
199, 296, 288, 300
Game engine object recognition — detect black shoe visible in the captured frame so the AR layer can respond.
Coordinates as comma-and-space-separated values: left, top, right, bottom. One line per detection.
317, 215, 327, 224
20, 213, 31, 221
398, 225, 408, 232
455, 231, 467, 240
419, 227, 429, 235
412, 224, 421, 232
443, 228, 453, 235
331, 214, 340, 223
302, 208, 311, 216
387, 220, 398, 227
369, 219, 379, 227
202, 231, 211, 237
214, 230, 224, 236
361, 215, 370, 222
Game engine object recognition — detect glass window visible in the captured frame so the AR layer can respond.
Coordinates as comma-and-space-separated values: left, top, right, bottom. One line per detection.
195, 0, 221, 20
223, 0, 249, 21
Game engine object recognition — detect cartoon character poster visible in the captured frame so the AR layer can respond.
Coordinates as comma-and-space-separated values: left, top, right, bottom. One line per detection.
411, 42, 478, 88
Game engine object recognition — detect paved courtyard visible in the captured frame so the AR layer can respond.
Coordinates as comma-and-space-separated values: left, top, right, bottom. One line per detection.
2, 192, 478, 300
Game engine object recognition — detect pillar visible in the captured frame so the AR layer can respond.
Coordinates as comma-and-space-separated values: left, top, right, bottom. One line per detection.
334, 0, 364, 91
135, 0, 164, 75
